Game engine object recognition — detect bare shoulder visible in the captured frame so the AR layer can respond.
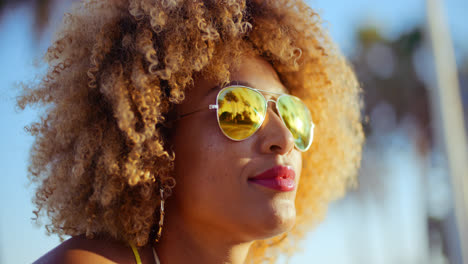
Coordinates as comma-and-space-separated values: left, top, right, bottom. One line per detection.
33, 235, 135, 264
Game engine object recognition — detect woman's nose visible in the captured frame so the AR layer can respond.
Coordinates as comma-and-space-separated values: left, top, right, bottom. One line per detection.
257, 103, 296, 155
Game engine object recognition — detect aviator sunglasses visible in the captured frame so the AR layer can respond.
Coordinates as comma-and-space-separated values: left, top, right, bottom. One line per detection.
172, 85, 315, 152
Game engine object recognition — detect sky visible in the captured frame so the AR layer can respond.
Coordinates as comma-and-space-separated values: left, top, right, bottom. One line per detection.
312, 0, 467, 61
0, 0, 466, 263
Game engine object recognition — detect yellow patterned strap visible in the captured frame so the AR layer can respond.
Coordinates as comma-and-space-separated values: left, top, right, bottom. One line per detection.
129, 242, 142, 264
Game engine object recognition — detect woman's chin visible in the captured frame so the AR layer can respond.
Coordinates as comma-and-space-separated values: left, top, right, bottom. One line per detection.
249, 198, 297, 240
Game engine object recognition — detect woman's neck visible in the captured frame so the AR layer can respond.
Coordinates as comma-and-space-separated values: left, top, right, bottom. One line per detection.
154, 204, 254, 264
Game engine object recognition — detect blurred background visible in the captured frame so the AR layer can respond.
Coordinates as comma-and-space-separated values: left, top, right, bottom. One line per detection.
0, 0, 466, 263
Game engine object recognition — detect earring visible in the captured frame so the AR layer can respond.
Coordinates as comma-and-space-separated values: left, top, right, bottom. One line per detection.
155, 184, 165, 243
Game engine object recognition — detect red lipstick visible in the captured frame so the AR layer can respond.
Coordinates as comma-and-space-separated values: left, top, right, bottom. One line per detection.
248, 165, 295, 192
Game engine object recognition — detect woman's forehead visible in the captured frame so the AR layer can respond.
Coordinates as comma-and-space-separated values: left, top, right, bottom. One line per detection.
206, 80, 288, 98
183, 56, 288, 105
229, 56, 286, 89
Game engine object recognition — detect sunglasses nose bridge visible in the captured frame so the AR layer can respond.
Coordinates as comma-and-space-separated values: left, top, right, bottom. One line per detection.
265, 98, 280, 117
265, 99, 277, 110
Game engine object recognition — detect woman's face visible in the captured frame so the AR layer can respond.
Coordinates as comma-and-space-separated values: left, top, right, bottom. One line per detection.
170, 55, 302, 242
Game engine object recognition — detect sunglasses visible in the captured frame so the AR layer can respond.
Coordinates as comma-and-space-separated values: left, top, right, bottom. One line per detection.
173, 85, 315, 152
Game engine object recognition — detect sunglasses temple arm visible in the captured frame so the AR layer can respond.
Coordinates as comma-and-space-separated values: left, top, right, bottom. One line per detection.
165, 104, 218, 125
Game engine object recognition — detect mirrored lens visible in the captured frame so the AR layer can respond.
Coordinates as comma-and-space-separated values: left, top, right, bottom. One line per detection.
217, 86, 266, 140
277, 95, 314, 151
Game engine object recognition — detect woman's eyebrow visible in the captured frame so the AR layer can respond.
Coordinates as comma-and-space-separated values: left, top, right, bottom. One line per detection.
206, 80, 254, 96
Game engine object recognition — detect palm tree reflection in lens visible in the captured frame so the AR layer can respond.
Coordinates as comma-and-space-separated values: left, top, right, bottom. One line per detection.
218, 87, 266, 140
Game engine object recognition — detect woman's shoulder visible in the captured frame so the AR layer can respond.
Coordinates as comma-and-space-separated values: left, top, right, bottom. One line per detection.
33, 235, 136, 264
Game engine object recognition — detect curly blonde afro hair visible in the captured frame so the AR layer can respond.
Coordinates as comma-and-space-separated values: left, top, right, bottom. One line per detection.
18, 0, 364, 263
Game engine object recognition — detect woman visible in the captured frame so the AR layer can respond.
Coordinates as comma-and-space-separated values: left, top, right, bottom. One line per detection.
20, 0, 364, 263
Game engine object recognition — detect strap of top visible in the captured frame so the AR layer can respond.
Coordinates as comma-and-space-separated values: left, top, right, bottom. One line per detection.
129, 242, 142, 264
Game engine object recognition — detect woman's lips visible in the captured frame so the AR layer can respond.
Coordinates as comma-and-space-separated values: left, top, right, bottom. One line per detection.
248, 165, 296, 192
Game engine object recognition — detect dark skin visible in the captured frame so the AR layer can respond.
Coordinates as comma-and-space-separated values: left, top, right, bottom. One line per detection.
33, 235, 155, 264
34, 55, 302, 264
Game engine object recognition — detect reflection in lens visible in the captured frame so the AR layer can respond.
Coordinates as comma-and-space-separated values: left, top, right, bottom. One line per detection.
277, 95, 314, 151
217, 87, 266, 140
